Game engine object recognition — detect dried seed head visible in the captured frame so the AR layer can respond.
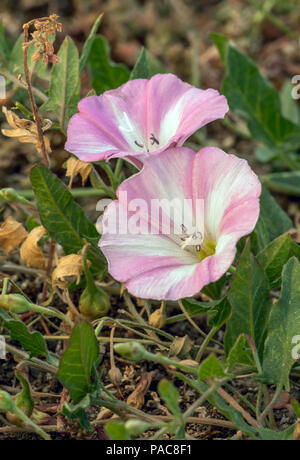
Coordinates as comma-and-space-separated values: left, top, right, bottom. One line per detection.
108, 366, 123, 388
25, 14, 62, 64
149, 308, 166, 329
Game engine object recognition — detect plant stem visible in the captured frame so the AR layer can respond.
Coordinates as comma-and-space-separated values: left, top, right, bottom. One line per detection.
0, 69, 48, 102
258, 385, 283, 426
5, 344, 57, 374
23, 23, 50, 168
183, 378, 229, 420
196, 326, 218, 362
18, 188, 109, 199
178, 299, 206, 338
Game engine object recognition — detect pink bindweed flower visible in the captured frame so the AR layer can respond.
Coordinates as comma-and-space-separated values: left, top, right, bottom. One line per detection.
65, 74, 228, 168
99, 147, 261, 301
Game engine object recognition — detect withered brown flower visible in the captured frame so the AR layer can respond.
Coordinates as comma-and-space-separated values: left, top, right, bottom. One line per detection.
1, 106, 52, 155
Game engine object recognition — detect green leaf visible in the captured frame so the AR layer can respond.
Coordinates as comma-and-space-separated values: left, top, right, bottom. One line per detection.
158, 379, 181, 419
198, 354, 227, 381
30, 165, 101, 258
3, 319, 48, 358
207, 297, 232, 329
62, 395, 92, 431
225, 242, 272, 357
255, 425, 295, 441
41, 36, 80, 130
105, 421, 131, 440
252, 185, 292, 252
79, 14, 103, 74
212, 33, 300, 149
8, 33, 51, 81
181, 296, 232, 329
259, 257, 300, 390
226, 334, 253, 371
57, 321, 99, 403
257, 233, 292, 283
262, 172, 300, 196
89, 35, 129, 95
130, 47, 167, 80
0, 21, 10, 65
130, 48, 149, 79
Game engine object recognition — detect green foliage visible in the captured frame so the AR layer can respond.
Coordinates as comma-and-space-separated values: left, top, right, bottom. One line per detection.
30, 165, 102, 259
57, 321, 99, 403
257, 233, 292, 284
0, 310, 48, 358
212, 33, 300, 151
41, 36, 80, 130
79, 13, 103, 74
252, 186, 292, 253
259, 257, 300, 390
262, 171, 300, 196
88, 35, 130, 94
8, 33, 50, 81
158, 379, 181, 419
225, 243, 272, 357
130, 47, 166, 80
105, 421, 131, 440
226, 335, 253, 371
198, 354, 227, 380
0, 21, 10, 65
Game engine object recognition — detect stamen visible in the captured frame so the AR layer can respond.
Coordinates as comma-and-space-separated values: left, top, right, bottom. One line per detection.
150, 133, 159, 145
134, 140, 144, 148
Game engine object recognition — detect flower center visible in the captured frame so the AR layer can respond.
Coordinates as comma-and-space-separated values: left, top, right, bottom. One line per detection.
179, 224, 216, 261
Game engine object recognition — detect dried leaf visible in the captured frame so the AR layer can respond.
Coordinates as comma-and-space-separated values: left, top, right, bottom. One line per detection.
294, 420, 300, 441
52, 254, 84, 289
149, 307, 166, 329
274, 391, 291, 410
179, 359, 199, 368
2, 107, 51, 155
0, 217, 28, 254
169, 335, 194, 358
65, 156, 92, 187
20, 226, 47, 269
127, 372, 154, 409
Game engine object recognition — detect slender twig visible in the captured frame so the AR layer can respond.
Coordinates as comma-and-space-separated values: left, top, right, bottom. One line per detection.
23, 22, 50, 168
196, 326, 218, 362
178, 299, 206, 338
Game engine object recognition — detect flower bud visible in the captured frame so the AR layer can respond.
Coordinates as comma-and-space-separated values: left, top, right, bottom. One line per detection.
79, 286, 110, 320
125, 419, 151, 437
0, 391, 15, 412
114, 341, 147, 361
6, 372, 34, 426
108, 366, 122, 388
0, 294, 32, 314
149, 308, 166, 329
79, 250, 111, 319
0, 188, 18, 203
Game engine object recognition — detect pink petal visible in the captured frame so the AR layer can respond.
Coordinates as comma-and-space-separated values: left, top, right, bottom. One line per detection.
192, 147, 261, 243
99, 147, 261, 300
65, 74, 228, 164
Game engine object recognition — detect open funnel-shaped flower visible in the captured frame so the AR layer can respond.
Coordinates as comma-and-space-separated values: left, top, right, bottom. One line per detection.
65, 74, 228, 168
99, 147, 261, 300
